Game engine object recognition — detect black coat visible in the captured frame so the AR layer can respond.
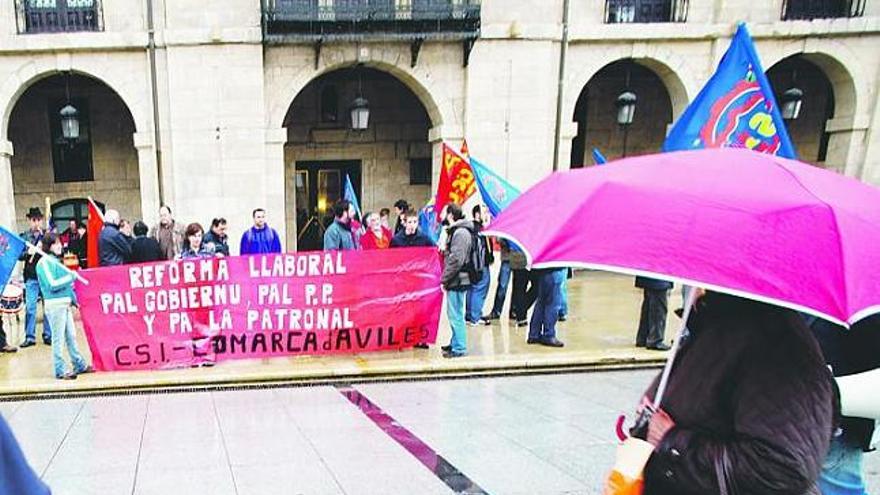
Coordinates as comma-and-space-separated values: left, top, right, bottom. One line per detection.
99, 224, 132, 267
643, 293, 834, 495
635, 276, 673, 291
129, 236, 163, 264
391, 230, 434, 248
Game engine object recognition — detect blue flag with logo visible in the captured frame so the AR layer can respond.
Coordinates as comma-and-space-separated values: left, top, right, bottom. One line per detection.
663, 23, 796, 158
592, 148, 608, 165
0, 226, 26, 290
417, 198, 441, 244
343, 174, 362, 220
470, 157, 521, 218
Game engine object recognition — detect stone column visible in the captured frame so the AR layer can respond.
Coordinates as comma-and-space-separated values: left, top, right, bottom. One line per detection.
555, 122, 579, 171
0, 140, 16, 231
134, 132, 161, 227
265, 128, 288, 250
823, 115, 870, 179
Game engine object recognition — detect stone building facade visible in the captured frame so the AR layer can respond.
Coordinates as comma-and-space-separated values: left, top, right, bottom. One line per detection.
1, 0, 878, 251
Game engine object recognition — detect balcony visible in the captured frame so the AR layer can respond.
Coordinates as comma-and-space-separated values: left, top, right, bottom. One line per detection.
781, 0, 866, 20
15, 0, 103, 34
604, 0, 688, 23
263, 0, 481, 42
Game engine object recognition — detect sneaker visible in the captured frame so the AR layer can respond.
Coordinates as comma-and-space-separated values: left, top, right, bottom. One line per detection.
413, 343, 429, 349
19, 340, 35, 348
0, 345, 17, 353
526, 338, 541, 345
540, 338, 565, 348
442, 350, 467, 358
42, 337, 52, 345
516, 320, 529, 327
56, 372, 77, 380
76, 366, 95, 375
466, 320, 477, 327
477, 318, 491, 326
647, 343, 672, 351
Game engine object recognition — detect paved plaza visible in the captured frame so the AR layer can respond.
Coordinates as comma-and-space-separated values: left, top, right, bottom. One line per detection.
2, 369, 877, 495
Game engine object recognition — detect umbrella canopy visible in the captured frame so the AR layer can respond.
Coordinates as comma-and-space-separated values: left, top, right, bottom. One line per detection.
484, 148, 880, 326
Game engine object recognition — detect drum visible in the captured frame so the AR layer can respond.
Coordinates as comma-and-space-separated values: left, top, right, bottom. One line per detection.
63, 252, 80, 271
0, 283, 24, 314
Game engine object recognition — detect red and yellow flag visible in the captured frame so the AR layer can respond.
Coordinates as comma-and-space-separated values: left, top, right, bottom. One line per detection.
435, 142, 477, 221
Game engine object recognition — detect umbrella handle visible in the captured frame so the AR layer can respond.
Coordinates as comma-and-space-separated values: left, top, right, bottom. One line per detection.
653, 286, 699, 410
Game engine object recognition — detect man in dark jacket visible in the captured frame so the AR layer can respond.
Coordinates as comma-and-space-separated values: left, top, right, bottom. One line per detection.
807, 314, 879, 495
99, 210, 132, 266
323, 200, 356, 251
203, 218, 230, 256
129, 221, 163, 263
19, 207, 51, 347
466, 205, 492, 326
390, 210, 434, 247
635, 276, 673, 351
440, 204, 473, 358
641, 292, 834, 495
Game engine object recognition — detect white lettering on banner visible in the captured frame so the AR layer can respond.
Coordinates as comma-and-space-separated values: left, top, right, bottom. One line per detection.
257, 284, 295, 305
143, 314, 156, 335
129, 259, 230, 289
245, 307, 354, 331
100, 292, 139, 314
209, 309, 233, 330
143, 284, 241, 313
247, 253, 347, 278
169, 312, 192, 334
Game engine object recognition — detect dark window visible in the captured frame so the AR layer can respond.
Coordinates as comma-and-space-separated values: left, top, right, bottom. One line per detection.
51, 198, 105, 227
49, 97, 93, 183
320, 85, 338, 123
781, 0, 866, 20
409, 158, 431, 185
17, 0, 103, 34
605, 0, 687, 23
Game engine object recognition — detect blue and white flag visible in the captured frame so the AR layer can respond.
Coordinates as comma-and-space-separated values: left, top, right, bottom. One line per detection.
0, 226, 26, 289
470, 157, 521, 218
663, 23, 796, 158
343, 174, 362, 220
592, 148, 608, 165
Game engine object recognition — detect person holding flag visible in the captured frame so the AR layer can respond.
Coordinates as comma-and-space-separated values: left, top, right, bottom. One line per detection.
19, 207, 51, 347
0, 224, 26, 354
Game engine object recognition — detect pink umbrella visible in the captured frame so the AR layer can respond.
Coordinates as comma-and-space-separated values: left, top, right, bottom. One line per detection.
484, 148, 880, 327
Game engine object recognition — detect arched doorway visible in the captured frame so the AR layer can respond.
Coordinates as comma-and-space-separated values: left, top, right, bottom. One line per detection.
570, 60, 674, 167
282, 66, 433, 251
8, 73, 140, 232
767, 56, 835, 165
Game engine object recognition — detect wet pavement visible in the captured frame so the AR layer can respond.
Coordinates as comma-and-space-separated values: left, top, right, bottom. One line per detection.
3, 369, 877, 495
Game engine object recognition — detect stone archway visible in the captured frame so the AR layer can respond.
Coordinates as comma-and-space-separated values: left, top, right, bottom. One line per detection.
766, 52, 858, 174
570, 59, 675, 167
5, 72, 143, 232
281, 66, 435, 251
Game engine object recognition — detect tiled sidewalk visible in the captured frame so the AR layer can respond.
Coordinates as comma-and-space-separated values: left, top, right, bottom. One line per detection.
0, 271, 680, 397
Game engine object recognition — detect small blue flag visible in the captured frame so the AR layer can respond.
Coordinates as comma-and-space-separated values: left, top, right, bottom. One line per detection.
0, 226, 26, 289
591, 148, 608, 165
417, 198, 441, 245
343, 174, 362, 220
470, 157, 521, 219
663, 23, 796, 158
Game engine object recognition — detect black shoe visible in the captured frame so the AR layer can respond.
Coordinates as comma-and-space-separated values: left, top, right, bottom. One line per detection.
558, 315, 567, 322
540, 338, 565, 348
56, 372, 77, 380
526, 338, 541, 345
516, 320, 529, 327
483, 313, 500, 321
413, 343, 429, 349
42, 337, 52, 345
647, 343, 672, 351
441, 345, 452, 352
20, 340, 35, 348
76, 366, 95, 375
635, 342, 646, 348
442, 350, 466, 358
477, 318, 491, 326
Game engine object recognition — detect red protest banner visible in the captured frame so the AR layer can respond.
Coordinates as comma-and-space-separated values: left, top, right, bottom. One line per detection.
75, 248, 443, 371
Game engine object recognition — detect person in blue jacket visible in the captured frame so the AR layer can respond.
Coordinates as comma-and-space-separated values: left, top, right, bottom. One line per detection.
0, 414, 50, 495
240, 208, 281, 255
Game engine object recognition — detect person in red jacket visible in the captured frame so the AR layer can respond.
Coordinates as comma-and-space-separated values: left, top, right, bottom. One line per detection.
359, 212, 393, 250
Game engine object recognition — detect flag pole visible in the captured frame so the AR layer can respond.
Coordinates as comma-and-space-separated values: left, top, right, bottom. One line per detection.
87, 196, 105, 222
23, 240, 89, 286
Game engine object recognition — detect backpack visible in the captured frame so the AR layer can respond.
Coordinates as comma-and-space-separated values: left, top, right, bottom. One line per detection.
449, 225, 486, 283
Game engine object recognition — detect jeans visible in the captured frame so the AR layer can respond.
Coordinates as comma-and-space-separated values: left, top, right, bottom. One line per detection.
466, 269, 490, 323
24, 279, 51, 343
636, 288, 669, 347
491, 261, 512, 316
446, 289, 467, 354
45, 303, 88, 378
529, 269, 565, 342
818, 435, 867, 495
558, 277, 569, 317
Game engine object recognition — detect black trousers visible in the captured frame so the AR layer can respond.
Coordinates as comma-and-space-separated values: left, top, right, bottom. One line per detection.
0, 318, 6, 348
511, 269, 537, 321
636, 288, 669, 347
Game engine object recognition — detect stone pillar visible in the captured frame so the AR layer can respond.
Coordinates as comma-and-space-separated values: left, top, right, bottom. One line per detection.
0, 140, 15, 231
555, 122, 579, 171
133, 132, 161, 227
823, 115, 870, 178
265, 128, 288, 250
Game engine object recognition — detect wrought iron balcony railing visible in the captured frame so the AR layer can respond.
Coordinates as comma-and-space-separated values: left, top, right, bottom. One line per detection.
781, 0, 866, 20
605, 0, 688, 23
264, 0, 481, 42
15, 0, 103, 34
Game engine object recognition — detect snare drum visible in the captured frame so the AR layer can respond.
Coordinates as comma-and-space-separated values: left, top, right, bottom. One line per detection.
0, 283, 24, 314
